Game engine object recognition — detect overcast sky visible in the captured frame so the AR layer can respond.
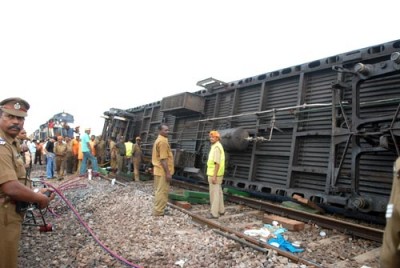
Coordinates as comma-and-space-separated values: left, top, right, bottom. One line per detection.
1, 0, 399, 135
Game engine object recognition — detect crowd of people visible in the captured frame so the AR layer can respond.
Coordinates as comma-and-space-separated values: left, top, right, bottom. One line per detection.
1, 96, 399, 267
17, 129, 106, 180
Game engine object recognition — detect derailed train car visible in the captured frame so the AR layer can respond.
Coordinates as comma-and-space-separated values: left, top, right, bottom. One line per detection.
102, 39, 400, 219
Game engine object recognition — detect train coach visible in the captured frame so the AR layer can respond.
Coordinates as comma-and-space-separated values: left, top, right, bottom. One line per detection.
101, 39, 400, 221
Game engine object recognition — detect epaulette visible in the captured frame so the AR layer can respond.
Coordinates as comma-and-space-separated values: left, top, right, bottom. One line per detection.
0, 137, 5, 145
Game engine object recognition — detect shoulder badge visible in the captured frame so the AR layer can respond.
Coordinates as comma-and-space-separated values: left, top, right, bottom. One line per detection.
0, 138, 5, 145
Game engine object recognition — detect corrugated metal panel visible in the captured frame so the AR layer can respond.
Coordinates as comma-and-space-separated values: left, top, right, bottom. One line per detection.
359, 153, 395, 195
335, 142, 352, 188
141, 118, 150, 133
254, 132, 292, 185
147, 123, 159, 145
292, 136, 330, 191
359, 74, 400, 117
144, 107, 152, 117
174, 117, 199, 152
217, 92, 234, 117
227, 148, 253, 180
204, 96, 216, 117
254, 155, 289, 186
297, 136, 330, 168
292, 172, 326, 191
151, 106, 162, 122
335, 141, 395, 196
202, 96, 217, 133
257, 131, 293, 154
299, 70, 335, 131
234, 85, 261, 128
264, 77, 299, 125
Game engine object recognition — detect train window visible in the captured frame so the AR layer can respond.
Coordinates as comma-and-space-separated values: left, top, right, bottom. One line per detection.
308, 60, 321, 68
249, 185, 258, 191
325, 56, 339, 64
236, 183, 246, 189
260, 187, 271, 194
310, 196, 324, 204
281, 68, 292, 75
270, 71, 279, 77
276, 189, 287, 196
292, 193, 304, 198
225, 181, 233, 186
367, 45, 384, 54
257, 74, 267, 80
393, 41, 400, 49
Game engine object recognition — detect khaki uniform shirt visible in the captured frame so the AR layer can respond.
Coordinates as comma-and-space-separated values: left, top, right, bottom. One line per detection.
97, 140, 105, 155
132, 143, 142, 159
381, 157, 400, 267
66, 140, 73, 153
152, 135, 174, 177
109, 140, 116, 151
54, 141, 67, 160
0, 129, 26, 199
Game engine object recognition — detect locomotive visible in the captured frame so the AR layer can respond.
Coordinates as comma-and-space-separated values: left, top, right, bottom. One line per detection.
101, 39, 400, 221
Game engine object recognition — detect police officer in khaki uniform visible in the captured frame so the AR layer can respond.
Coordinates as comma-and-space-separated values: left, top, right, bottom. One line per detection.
132, 136, 143, 181
0, 97, 55, 268
381, 157, 400, 267
152, 124, 174, 216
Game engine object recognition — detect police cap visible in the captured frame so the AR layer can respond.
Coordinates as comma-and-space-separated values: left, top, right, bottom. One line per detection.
0, 97, 30, 117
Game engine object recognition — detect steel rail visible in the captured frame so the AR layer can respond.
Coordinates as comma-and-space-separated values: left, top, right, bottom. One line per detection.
168, 202, 322, 268
171, 180, 384, 243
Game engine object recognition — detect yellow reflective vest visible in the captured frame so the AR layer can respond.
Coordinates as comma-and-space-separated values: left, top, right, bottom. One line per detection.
207, 141, 225, 176
125, 141, 133, 157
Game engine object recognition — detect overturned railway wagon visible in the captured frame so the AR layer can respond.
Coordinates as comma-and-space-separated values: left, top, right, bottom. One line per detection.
102, 39, 400, 218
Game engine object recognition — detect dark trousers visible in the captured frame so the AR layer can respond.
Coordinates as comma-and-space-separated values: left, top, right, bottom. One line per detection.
34, 152, 42, 165
66, 152, 74, 174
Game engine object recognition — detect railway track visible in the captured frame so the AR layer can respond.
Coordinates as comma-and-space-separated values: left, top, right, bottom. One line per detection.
165, 178, 383, 267
114, 173, 383, 267
171, 179, 384, 243
20, 168, 384, 267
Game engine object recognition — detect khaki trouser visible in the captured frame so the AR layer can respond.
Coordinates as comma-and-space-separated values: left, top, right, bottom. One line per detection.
76, 159, 82, 175
133, 157, 141, 181
381, 157, 400, 267
0, 202, 23, 268
55, 156, 66, 177
116, 155, 125, 173
66, 152, 74, 174
208, 176, 225, 218
153, 175, 170, 216
153, 175, 159, 194
72, 154, 78, 173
